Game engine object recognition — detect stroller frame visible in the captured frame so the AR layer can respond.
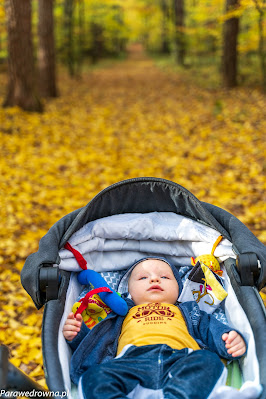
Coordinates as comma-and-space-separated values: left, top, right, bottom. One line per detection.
17, 177, 266, 398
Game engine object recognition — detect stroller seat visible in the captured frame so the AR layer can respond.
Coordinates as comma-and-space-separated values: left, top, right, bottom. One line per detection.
20, 178, 266, 399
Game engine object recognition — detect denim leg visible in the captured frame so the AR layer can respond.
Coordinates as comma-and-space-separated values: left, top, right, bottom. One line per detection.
81, 345, 162, 399
81, 345, 226, 399
161, 348, 226, 399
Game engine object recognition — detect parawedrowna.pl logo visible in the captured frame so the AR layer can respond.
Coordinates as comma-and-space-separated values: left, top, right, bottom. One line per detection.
0, 390, 69, 398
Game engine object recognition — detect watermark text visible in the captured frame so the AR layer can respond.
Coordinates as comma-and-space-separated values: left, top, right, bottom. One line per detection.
0, 390, 69, 398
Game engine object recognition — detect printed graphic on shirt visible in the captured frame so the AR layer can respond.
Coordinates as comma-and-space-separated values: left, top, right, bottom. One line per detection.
116, 302, 201, 355
132, 303, 175, 325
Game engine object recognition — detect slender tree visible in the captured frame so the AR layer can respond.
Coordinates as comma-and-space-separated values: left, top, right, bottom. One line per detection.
253, 0, 266, 92
222, 0, 240, 88
64, 0, 75, 76
172, 0, 185, 65
3, 0, 42, 111
90, 22, 104, 63
160, 0, 170, 53
38, 0, 58, 97
76, 0, 85, 76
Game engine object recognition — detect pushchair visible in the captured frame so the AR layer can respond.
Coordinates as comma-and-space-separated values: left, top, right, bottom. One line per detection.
16, 177, 266, 398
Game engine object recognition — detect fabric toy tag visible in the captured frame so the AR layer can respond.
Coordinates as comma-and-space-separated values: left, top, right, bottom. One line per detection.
178, 261, 228, 314
72, 293, 112, 329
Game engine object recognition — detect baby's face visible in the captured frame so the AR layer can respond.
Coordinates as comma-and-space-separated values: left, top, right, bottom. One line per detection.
128, 259, 179, 305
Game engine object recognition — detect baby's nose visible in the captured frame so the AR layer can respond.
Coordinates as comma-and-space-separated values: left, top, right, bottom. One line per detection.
150, 275, 160, 283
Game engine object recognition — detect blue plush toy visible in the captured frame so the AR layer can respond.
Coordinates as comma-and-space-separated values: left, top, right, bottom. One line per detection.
78, 269, 128, 316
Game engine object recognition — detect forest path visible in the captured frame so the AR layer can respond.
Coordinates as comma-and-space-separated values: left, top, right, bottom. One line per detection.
126, 42, 151, 60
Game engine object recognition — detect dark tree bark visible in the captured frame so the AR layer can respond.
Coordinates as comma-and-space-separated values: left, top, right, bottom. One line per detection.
253, 0, 266, 92
161, 0, 170, 54
172, 0, 186, 65
64, 0, 75, 76
90, 22, 104, 64
38, 0, 58, 97
76, 0, 85, 76
3, 0, 42, 112
222, 0, 240, 88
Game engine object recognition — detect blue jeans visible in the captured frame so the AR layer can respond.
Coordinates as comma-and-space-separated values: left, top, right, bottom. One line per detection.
81, 344, 226, 399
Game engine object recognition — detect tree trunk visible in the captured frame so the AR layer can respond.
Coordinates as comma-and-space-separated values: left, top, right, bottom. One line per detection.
258, 11, 266, 92
254, 0, 266, 92
90, 22, 104, 64
64, 0, 75, 76
222, 0, 240, 88
3, 0, 42, 111
172, 0, 185, 65
161, 0, 170, 54
76, 0, 85, 76
38, 0, 58, 97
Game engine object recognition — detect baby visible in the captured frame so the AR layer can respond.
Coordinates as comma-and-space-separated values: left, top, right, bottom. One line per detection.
63, 258, 246, 399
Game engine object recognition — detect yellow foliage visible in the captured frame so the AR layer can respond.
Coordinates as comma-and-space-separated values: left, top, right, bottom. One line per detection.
260, 290, 266, 307
0, 51, 265, 387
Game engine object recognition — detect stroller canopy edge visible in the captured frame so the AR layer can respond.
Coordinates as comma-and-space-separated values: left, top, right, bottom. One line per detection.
59, 177, 232, 245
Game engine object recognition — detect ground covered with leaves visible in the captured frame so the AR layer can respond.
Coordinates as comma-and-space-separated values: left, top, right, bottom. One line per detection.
0, 46, 265, 387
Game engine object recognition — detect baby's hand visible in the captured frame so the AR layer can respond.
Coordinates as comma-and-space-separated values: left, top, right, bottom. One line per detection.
222, 330, 246, 357
63, 312, 82, 341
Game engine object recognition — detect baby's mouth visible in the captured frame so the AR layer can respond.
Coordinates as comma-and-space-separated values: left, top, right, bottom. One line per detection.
148, 285, 163, 291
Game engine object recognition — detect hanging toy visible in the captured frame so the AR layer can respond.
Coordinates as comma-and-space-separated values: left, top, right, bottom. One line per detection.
64, 242, 128, 317
77, 269, 128, 316
191, 235, 224, 276
72, 292, 112, 329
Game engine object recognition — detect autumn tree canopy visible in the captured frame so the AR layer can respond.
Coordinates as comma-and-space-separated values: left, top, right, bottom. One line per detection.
0, 0, 265, 109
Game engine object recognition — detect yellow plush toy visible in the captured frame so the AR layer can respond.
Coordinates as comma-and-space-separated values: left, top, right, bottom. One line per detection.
191, 235, 223, 276
72, 293, 112, 330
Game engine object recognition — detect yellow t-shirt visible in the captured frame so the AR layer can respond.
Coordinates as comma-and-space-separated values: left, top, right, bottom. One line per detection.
117, 303, 201, 355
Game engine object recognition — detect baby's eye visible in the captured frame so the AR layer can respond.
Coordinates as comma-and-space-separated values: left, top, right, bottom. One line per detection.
161, 276, 169, 279
139, 276, 147, 280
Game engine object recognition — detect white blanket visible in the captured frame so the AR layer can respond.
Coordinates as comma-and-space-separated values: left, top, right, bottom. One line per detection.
57, 212, 234, 272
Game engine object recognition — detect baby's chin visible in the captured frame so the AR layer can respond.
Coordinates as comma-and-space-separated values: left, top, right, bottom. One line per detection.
140, 293, 176, 304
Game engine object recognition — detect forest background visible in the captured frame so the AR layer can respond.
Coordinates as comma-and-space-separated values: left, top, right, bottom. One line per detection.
0, 0, 265, 390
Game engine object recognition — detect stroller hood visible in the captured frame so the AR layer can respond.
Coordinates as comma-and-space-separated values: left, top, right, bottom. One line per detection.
21, 177, 266, 310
